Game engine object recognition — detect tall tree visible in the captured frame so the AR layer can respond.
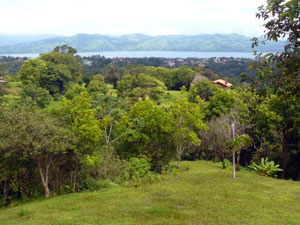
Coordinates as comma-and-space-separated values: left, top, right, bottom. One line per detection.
242, 0, 300, 178
0, 107, 70, 197
171, 97, 206, 171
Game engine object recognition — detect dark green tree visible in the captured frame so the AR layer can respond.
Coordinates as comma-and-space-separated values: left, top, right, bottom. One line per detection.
242, 0, 300, 179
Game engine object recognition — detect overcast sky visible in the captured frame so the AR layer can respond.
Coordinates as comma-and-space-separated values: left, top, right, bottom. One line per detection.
0, 0, 266, 37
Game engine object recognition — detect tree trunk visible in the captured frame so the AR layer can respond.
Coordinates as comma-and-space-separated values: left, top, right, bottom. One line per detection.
176, 146, 183, 178
213, 148, 217, 163
282, 143, 288, 179
232, 151, 236, 179
231, 122, 236, 179
36, 156, 51, 198
177, 147, 182, 170
73, 158, 79, 193
220, 149, 225, 162
236, 150, 241, 171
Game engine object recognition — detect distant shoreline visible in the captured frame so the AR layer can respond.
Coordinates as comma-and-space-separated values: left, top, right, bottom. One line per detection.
0, 51, 260, 59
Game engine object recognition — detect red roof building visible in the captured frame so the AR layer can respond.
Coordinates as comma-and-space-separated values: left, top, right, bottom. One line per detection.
213, 79, 232, 88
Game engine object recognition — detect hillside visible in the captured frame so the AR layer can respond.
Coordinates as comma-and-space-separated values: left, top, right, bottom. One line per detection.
0, 34, 56, 47
0, 161, 299, 225
0, 33, 285, 54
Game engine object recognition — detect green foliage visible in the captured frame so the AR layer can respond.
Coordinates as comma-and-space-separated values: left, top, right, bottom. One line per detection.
18, 58, 47, 85
87, 74, 108, 98
1, 161, 300, 225
117, 73, 167, 100
232, 134, 252, 153
19, 46, 82, 96
119, 100, 174, 171
64, 83, 86, 100
128, 157, 151, 179
222, 159, 231, 170
171, 97, 207, 169
249, 158, 283, 177
60, 91, 103, 146
0, 106, 71, 198
82, 178, 118, 191
19, 84, 52, 108
189, 80, 221, 102
205, 89, 237, 120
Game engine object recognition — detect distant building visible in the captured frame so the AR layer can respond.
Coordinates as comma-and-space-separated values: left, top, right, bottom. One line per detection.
82, 60, 92, 66
213, 79, 232, 88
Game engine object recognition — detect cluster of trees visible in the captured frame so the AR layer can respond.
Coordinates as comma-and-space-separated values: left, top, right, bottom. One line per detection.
0, 0, 299, 207
204, 58, 256, 82
82, 63, 203, 91
0, 56, 29, 76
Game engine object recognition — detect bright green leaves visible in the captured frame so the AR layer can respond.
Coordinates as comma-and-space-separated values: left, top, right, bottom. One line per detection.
127, 99, 172, 143
117, 73, 167, 101
60, 91, 104, 146
19, 58, 47, 85
231, 134, 252, 153
205, 89, 237, 120
170, 97, 207, 169
249, 157, 283, 177
87, 74, 109, 99
19, 46, 82, 96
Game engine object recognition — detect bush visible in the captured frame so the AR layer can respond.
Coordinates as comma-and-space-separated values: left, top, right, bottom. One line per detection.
83, 177, 118, 191
222, 159, 231, 169
128, 157, 151, 179
248, 157, 283, 177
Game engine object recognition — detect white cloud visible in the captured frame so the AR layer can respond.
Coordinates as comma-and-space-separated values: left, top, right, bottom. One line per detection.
0, 0, 266, 36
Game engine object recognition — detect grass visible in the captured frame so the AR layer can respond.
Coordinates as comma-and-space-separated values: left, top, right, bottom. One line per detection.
1, 161, 300, 225
160, 90, 185, 104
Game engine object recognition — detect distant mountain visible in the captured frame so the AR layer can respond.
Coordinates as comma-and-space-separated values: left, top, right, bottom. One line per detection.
0, 33, 285, 54
0, 34, 57, 47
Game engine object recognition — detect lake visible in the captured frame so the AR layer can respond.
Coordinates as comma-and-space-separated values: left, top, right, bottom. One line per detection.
1, 51, 257, 59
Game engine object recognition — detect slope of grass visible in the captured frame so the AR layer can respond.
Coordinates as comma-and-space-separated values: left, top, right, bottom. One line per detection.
160, 90, 185, 104
1, 161, 300, 225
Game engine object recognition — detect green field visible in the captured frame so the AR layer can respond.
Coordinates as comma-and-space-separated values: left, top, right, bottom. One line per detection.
1, 161, 299, 225
160, 91, 185, 104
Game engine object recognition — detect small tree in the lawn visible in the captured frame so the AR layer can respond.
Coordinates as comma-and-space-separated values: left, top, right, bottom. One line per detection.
231, 133, 252, 179
171, 97, 206, 173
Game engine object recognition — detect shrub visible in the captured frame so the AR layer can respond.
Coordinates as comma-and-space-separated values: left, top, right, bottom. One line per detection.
248, 157, 283, 177
222, 159, 231, 170
83, 177, 118, 191
128, 157, 151, 179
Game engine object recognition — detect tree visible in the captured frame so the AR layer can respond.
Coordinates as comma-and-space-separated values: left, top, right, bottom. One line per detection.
87, 74, 109, 98
205, 89, 237, 120
171, 97, 206, 171
199, 114, 231, 163
19, 46, 82, 96
189, 80, 221, 102
104, 63, 122, 89
59, 91, 104, 192
119, 100, 174, 171
242, 0, 300, 179
117, 73, 167, 101
19, 84, 52, 108
18, 58, 47, 85
52, 44, 77, 55
231, 133, 252, 179
0, 107, 70, 197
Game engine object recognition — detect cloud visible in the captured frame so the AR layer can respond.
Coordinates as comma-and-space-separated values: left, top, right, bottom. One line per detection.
0, 0, 266, 36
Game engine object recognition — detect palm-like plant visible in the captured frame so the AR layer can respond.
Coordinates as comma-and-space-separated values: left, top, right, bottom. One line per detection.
249, 157, 282, 177
232, 134, 252, 179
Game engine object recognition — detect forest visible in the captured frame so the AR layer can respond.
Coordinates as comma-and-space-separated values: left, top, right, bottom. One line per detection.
0, 2, 299, 223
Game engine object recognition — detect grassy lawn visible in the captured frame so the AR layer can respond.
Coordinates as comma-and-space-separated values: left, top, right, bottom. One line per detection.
160, 90, 185, 104
1, 161, 300, 225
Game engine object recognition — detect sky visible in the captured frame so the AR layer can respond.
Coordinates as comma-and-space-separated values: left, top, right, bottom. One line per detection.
0, 0, 266, 37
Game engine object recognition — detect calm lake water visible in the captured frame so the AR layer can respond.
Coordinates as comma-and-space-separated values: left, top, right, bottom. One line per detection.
1, 51, 257, 59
